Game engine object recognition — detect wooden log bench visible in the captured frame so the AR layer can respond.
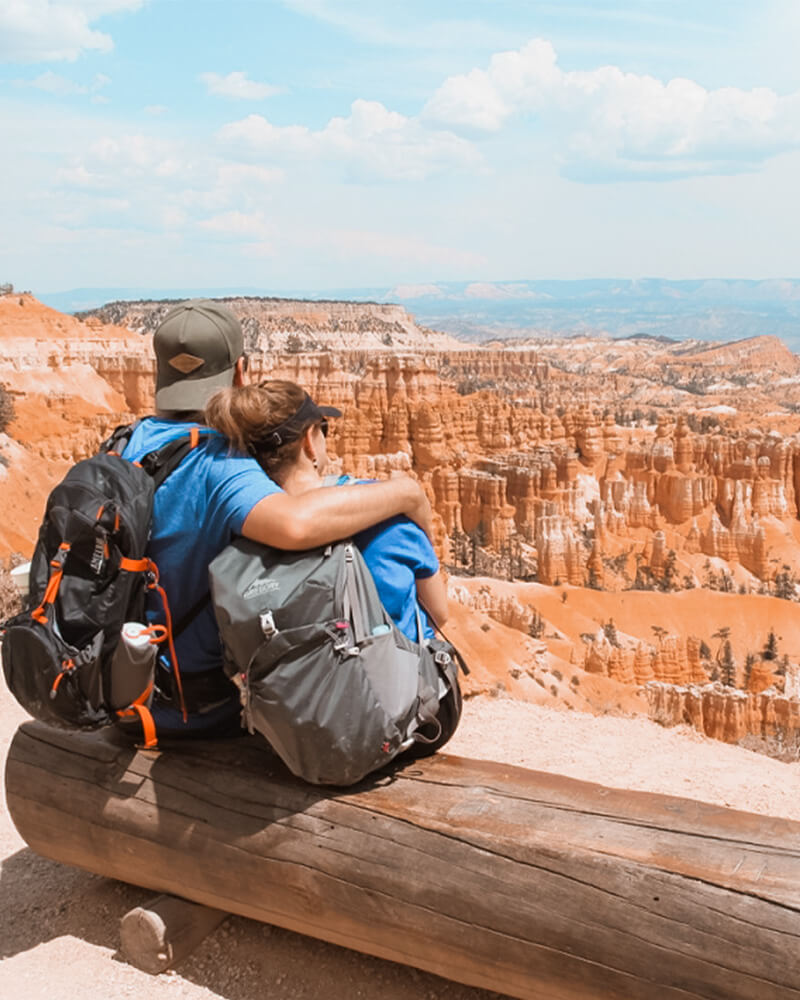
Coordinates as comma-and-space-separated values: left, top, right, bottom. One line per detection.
5, 720, 800, 1000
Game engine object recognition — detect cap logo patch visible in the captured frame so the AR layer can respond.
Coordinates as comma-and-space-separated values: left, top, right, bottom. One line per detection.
168, 352, 205, 374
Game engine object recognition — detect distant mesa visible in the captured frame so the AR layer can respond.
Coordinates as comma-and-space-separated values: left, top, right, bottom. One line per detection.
78, 296, 462, 354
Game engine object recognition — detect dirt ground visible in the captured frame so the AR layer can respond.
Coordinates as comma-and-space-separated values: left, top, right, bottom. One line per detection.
1, 683, 798, 1000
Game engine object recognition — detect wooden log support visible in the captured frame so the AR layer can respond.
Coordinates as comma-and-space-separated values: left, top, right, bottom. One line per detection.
120, 893, 227, 973
5, 721, 800, 1000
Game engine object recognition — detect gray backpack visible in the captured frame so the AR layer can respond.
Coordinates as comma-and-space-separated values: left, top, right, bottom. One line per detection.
209, 537, 464, 786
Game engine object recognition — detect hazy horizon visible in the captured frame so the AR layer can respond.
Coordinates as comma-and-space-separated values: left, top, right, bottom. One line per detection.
35, 276, 800, 352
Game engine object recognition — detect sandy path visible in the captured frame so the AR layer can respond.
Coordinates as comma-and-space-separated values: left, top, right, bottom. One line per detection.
1, 684, 797, 1000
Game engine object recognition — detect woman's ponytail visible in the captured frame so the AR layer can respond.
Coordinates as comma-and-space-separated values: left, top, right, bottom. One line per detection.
205, 380, 311, 483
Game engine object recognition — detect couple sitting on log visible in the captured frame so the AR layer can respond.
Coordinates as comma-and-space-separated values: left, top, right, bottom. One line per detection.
121, 300, 454, 762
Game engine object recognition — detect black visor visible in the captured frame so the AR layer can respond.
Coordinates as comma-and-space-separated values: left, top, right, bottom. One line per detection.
251, 392, 342, 452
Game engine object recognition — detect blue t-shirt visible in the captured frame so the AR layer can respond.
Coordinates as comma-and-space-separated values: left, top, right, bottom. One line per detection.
353, 515, 439, 642
123, 418, 280, 732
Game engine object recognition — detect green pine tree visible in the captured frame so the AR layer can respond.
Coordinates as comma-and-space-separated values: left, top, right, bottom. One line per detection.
763, 629, 779, 661
720, 641, 736, 688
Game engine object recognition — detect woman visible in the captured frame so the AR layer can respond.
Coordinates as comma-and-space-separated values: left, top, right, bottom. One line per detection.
204, 380, 449, 641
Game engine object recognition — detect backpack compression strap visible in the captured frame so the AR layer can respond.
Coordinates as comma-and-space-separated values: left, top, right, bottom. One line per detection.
117, 425, 210, 732
30, 542, 71, 625
114, 624, 168, 749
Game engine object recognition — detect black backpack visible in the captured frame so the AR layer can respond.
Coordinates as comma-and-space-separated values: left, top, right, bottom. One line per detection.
0, 421, 204, 745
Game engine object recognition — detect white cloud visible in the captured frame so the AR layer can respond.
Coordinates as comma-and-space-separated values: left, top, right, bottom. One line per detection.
216, 163, 284, 187
200, 71, 283, 100
0, 0, 143, 63
91, 134, 181, 173
197, 210, 275, 240
145, 104, 168, 116
219, 115, 313, 152
218, 99, 480, 181
423, 38, 800, 179
23, 70, 86, 94
55, 133, 185, 192
15, 69, 110, 95
56, 163, 98, 187
50, 123, 284, 239
280, 0, 520, 52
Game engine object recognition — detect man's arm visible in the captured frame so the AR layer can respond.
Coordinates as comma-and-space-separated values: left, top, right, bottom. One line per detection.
241, 477, 433, 550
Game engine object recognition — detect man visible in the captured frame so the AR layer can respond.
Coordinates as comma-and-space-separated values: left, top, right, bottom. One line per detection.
123, 299, 434, 735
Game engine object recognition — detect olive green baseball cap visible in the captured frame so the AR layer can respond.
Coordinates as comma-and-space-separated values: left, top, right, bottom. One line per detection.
154, 300, 244, 411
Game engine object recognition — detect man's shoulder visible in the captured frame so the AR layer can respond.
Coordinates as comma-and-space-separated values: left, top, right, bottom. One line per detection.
124, 417, 226, 461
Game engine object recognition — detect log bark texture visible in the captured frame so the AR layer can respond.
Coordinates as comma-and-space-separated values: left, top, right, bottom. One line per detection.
5, 720, 800, 1000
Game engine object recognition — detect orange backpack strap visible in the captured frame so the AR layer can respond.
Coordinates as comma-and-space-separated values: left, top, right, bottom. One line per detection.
117, 685, 158, 749
31, 543, 71, 625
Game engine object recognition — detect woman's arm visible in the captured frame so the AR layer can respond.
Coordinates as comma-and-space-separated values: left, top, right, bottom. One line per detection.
416, 570, 449, 629
241, 477, 433, 550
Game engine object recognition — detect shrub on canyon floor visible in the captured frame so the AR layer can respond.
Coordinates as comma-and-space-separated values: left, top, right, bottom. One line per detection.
527, 608, 545, 639
739, 731, 800, 764
0, 566, 21, 620
0, 384, 14, 435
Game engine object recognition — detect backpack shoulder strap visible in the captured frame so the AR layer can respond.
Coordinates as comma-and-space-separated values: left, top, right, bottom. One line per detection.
138, 426, 214, 647
417, 599, 471, 676
139, 426, 211, 490
99, 420, 139, 455
173, 589, 211, 640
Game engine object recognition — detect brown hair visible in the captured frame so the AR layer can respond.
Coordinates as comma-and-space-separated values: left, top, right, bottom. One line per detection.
204, 380, 314, 484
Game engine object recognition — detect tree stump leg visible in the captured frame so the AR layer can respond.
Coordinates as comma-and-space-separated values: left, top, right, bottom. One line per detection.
120, 892, 227, 973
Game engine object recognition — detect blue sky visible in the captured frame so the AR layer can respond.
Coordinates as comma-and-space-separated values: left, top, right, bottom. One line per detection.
2, 0, 800, 295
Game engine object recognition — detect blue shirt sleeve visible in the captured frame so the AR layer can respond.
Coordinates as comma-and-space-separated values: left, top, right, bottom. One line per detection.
355, 515, 439, 579
205, 452, 282, 535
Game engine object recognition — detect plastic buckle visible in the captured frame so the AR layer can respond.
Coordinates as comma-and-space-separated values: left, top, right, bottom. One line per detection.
259, 610, 277, 638
434, 649, 452, 666
330, 620, 350, 653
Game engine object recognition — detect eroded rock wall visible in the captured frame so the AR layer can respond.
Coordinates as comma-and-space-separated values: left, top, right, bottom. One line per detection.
645, 681, 800, 745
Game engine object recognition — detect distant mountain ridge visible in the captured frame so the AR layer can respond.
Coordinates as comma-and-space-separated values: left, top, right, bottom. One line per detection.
39, 278, 800, 351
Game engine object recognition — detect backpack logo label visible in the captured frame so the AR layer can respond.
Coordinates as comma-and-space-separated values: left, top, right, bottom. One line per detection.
243, 578, 280, 600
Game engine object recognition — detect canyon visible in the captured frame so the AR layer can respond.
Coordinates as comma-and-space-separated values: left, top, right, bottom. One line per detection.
1, 291, 800, 754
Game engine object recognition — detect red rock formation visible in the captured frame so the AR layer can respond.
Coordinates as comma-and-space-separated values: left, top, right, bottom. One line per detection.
535, 511, 583, 586
645, 681, 800, 745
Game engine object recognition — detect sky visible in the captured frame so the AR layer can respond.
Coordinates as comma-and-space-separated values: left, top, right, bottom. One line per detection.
2, 0, 800, 295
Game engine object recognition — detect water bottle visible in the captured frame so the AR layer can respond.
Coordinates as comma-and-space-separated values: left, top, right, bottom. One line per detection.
109, 622, 157, 710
